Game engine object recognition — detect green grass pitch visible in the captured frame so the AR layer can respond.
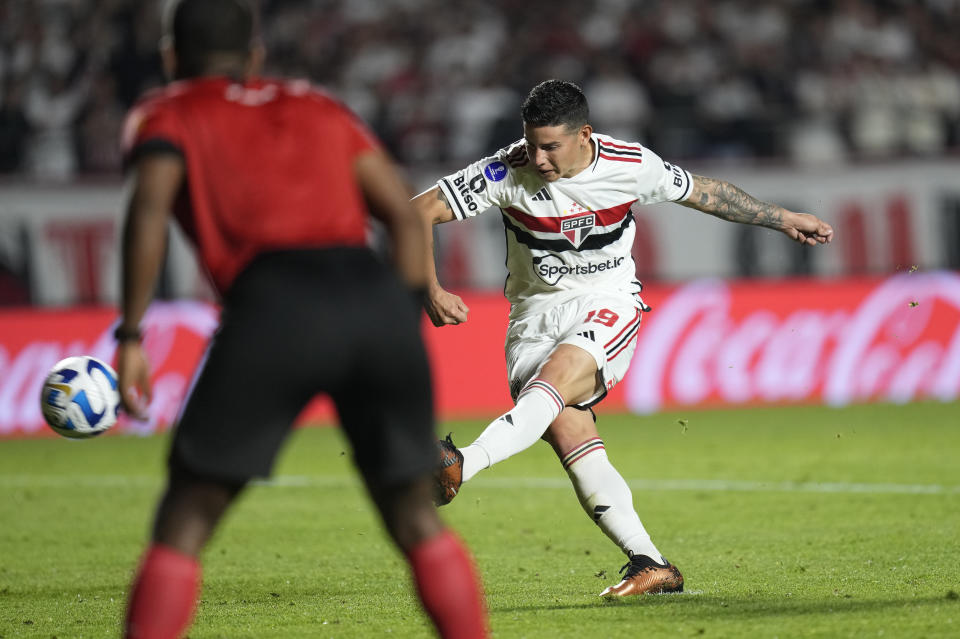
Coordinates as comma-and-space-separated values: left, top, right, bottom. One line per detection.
1, 401, 959, 638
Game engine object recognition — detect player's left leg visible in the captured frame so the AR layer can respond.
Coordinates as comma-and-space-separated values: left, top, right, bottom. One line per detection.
542, 408, 683, 596
364, 474, 488, 639
544, 407, 662, 559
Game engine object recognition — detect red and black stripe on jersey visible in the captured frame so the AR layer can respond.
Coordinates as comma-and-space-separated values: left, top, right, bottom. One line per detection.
506, 200, 634, 232
500, 208, 635, 253
597, 140, 643, 164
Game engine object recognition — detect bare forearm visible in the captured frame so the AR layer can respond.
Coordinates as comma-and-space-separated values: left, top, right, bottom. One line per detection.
412, 187, 456, 290
119, 155, 184, 331
120, 206, 167, 331
424, 219, 439, 290
684, 175, 788, 230
353, 151, 428, 290
411, 187, 469, 325
384, 213, 429, 291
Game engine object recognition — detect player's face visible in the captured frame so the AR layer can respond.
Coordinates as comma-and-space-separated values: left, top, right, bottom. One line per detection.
523, 123, 594, 181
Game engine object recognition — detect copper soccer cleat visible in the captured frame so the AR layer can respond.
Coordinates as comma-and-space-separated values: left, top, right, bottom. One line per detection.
599, 554, 684, 597
433, 433, 464, 506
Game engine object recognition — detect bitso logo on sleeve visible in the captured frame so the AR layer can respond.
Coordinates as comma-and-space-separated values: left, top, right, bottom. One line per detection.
483, 161, 508, 182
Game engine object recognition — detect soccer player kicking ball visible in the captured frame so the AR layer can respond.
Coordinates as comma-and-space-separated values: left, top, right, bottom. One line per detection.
116, 1, 487, 638
414, 79, 833, 597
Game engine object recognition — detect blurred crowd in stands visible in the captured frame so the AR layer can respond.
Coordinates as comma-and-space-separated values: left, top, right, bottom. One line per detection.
1, 0, 959, 182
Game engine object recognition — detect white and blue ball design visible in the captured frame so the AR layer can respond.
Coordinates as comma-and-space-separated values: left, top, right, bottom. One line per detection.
40, 356, 121, 439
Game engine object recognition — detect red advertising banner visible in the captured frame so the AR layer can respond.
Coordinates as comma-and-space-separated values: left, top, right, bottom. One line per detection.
2, 273, 958, 438
0, 302, 217, 437
628, 271, 960, 412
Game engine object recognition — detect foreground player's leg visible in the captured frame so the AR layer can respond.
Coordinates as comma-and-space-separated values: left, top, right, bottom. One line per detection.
544, 409, 683, 597
125, 472, 244, 639
367, 476, 488, 639
124, 545, 200, 639
459, 344, 597, 482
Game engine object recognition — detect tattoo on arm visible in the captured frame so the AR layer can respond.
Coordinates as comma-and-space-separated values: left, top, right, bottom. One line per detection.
690, 175, 784, 229
437, 189, 453, 213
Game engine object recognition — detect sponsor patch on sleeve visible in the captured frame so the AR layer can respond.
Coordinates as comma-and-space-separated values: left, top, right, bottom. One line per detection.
483, 161, 508, 182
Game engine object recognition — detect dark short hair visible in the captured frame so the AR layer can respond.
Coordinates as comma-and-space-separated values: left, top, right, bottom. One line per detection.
520, 80, 589, 130
163, 0, 255, 77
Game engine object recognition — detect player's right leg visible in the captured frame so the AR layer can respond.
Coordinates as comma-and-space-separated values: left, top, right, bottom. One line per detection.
126, 250, 347, 639
123, 284, 283, 639
457, 342, 598, 483
150, 469, 246, 556
542, 408, 683, 597
125, 470, 245, 639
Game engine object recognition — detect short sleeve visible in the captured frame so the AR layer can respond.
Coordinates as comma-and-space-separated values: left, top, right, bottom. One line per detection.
331, 102, 382, 158
633, 146, 694, 205
436, 145, 521, 220
120, 100, 186, 170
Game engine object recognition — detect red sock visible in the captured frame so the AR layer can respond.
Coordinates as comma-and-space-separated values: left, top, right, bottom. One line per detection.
407, 529, 488, 639
124, 544, 201, 639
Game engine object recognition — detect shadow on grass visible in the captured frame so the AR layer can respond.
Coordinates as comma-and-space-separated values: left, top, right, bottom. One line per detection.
493, 593, 958, 619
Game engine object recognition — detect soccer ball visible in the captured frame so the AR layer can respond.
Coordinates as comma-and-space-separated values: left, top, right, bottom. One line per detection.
40, 356, 121, 439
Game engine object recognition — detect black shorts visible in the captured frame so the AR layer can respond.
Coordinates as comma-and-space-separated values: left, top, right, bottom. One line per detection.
169, 247, 436, 485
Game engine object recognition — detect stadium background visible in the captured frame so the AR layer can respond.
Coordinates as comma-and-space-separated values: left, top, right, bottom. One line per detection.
1, 0, 959, 436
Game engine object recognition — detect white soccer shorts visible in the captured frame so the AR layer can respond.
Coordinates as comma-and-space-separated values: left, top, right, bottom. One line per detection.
505, 292, 644, 407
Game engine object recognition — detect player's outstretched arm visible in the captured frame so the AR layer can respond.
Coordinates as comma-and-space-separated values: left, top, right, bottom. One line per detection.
681, 174, 834, 246
412, 186, 469, 327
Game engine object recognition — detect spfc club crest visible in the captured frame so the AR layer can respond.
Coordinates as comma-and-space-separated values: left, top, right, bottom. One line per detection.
561, 213, 596, 247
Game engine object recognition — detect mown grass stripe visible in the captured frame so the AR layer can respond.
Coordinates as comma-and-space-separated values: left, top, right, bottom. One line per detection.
2, 474, 957, 495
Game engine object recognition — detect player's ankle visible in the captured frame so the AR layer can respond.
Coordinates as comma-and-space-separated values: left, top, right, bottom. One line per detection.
460, 444, 491, 482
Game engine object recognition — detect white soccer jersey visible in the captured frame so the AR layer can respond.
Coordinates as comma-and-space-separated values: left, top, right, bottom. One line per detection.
437, 133, 693, 314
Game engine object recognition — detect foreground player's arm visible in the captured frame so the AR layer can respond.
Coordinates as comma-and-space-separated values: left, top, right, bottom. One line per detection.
411, 186, 469, 327
117, 153, 185, 417
681, 175, 833, 245
355, 150, 429, 292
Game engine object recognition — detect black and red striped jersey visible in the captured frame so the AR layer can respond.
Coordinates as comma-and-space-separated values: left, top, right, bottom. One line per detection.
436, 134, 692, 312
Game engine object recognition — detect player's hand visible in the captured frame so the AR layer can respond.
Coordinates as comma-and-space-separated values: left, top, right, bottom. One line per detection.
425, 284, 469, 327
783, 212, 834, 246
116, 342, 151, 419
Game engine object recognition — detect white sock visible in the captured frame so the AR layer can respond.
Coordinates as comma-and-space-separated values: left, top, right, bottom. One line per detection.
563, 438, 663, 561
460, 444, 490, 483
460, 378, 565, 482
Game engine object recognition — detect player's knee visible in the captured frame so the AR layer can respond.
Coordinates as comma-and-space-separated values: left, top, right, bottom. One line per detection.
152, 468, 246, 554
540, 426, 562, 455
539, 345, 601, 402
543, 408, 599, 459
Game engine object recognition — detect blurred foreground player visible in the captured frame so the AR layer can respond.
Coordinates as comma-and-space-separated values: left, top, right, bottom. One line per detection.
115, 1, 487, 637
416, 79, 834, 598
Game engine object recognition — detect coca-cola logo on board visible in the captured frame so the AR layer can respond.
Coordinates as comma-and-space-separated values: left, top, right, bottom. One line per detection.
626, 272, 960, 413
